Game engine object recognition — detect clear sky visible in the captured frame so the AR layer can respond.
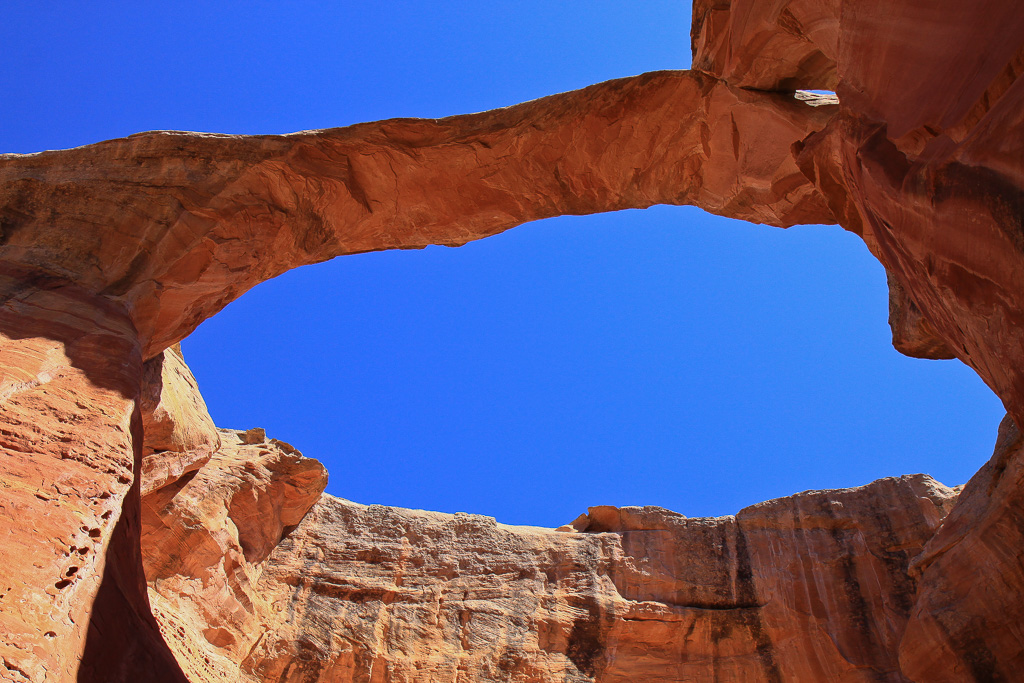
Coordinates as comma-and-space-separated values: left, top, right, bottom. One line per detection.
4, 2, 1005, 527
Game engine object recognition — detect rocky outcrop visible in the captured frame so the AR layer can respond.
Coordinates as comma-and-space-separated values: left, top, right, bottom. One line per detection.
691, 0, 839, 91
141, 345, 221, 495
791, 2, 1024, 424
0, 68, 841, 682
898, 415, 1024, 681
0, 280, 185, 683
142, 429, 327, 683
1, 0, 1024, 680
142, 458, 957, 683
885, 271, 956, 360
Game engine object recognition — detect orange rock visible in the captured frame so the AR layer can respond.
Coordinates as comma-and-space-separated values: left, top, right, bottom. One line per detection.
142, 428, 327, 683
886, 270, 956, 360
899, 415, 1024, 681
143, 470, 953, 682
691, 0, 839, 90
0, 276, 185, 682
140, 344, 221, 495
0, 71, 835, 357
1, 0, 1024, 679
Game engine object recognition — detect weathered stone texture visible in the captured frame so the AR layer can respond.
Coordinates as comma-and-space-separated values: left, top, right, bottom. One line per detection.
142, 450, 957, 683
0, 279, 186, 682
142, 429, 327, 683
0, 70, 835, 358
899, 415, 1024, 681
140, 344, 221, 495
1, 0, 1024, 680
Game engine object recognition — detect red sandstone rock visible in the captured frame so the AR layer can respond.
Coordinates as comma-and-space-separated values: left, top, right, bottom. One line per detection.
141, 429, 327, 683
140, 345, 221, 495
899, 414, 1024, 681
886, 271, 956, 360
0, 280, 186, 682
691, 0, 839, 91
142, 464, 955, 683
1, 0, 1023, 680
0, 71, 835, 357
0, 70, 833, 682
784, 1, 1024, 424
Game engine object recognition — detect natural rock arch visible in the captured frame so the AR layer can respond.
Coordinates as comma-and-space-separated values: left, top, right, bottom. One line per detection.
1, 0, 1023, 680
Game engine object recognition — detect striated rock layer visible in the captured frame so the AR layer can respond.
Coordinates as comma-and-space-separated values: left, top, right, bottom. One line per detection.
1, 0, 1024, 680
143, 436, 957, 683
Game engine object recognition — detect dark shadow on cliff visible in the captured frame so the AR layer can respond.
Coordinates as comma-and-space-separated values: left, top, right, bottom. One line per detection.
0, 263, 144, 394
77, 406, 189, 683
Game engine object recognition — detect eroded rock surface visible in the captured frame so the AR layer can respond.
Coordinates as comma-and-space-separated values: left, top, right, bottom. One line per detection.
0, 71, 834, 358
143, 461, 957, 683
142, 428, 327, 683
1, 0, 1024, 680
898, 415, 1024, 681
0, 280, 186, 683
141, 345, 222, 495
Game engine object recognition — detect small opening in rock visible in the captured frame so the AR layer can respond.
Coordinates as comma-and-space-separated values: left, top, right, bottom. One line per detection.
794, 90, 838, 106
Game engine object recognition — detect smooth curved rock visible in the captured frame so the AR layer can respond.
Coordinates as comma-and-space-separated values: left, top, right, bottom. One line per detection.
0, 280, 186, 683
0, 70, 840, 680
140, 344, 221, 495
142, 428, 327, 683
899, 415, 1024, 681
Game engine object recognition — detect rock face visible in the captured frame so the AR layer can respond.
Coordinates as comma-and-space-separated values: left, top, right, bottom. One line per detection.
898, 415, 1024, 680
143, 438, 957, 683
142, 429, 327, 683
0, 279, 186, 683
140, 345, 222, 495
1, 0, 1024, 680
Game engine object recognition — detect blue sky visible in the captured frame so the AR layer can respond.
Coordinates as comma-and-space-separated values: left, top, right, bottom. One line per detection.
3, 2, 1004, 526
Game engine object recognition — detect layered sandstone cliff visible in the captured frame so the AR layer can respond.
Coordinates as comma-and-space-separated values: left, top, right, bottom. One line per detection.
143, 433, 959, 683
1, 0, 1023, 680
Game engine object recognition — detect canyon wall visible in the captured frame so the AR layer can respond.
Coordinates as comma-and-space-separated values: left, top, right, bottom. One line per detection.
143, 432, 959, 683
0, 0, 1023, 680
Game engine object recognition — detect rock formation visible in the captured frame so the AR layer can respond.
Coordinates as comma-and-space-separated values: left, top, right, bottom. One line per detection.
145, 439, 959, 682
142, 427, 327, 683
1, 0, 1023, 680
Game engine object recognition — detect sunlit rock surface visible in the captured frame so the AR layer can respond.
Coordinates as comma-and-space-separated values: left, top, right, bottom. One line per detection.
0, 283, 186, 683
144, 447, 956, 683
142, 429, 327, 683
141, 345, 222, 495
0, 71, 834, 359
1, 0, 1023, 679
